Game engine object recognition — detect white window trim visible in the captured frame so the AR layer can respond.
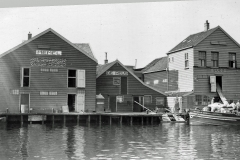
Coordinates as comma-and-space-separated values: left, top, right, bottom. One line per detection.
21, 67, 30, 87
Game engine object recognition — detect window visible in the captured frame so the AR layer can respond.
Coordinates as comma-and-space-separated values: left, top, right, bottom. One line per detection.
195, 95, 211, 105
199, 51, 206, 67
21, 68, 30, 87
211, 52, 219, 67
156, 97, 164, 105
185, 53, 189, 68
68, 70, 76, 87
113, 77, 121, 85
144, 95, 152, 104
195, 95, 202, 105
229, 53, 236, 68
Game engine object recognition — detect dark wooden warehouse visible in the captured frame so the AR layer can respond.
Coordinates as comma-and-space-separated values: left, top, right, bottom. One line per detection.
96, 60, 167, 112
0, 28, 98, 113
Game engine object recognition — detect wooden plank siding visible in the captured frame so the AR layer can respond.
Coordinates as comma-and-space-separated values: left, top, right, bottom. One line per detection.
96, 63, 166, 112
194, 28, 240, 67
168, 48, 194, 92
0, 31, 97, 112
143, 70, 178, 92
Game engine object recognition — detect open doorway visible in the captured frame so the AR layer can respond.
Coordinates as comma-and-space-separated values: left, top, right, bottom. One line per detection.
20, 94, 30, 113
68, 94, 76, 112
216, 76, 222, 88
133, 96, 144, 112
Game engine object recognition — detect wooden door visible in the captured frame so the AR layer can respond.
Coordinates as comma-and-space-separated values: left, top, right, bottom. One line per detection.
109, 96, 116, 112
76, 90, 85, 112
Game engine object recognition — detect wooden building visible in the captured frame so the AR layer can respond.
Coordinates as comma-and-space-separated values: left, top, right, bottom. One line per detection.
0, 28, 98, 113
142, 57, 178, 93
167, 20, 240, 110
96, 60, 166, 112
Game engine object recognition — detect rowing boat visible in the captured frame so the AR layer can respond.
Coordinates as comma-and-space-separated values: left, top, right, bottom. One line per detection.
189, 110, 240, 125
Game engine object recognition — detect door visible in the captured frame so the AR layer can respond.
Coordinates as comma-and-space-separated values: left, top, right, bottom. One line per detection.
20, 94, 30, 113
133, 96, 144, 112
76, 90, 85, 112
68, 94, 76, 112
109, 96, 116, 112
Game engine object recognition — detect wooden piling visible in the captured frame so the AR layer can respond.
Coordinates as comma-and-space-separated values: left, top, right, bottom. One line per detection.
151, 117, 153, 125
141, 116, 144, 125
21, 115, 23, 124
120, 116, 122, 125
130, 117, 133, 125
42, 115, 44, 124
109, 116, 112, 125
99, 115, 101, 124
87, 115, 91, 123
77, 115, 79, 124
63, 115, 66, 125
52, 115, 55, 124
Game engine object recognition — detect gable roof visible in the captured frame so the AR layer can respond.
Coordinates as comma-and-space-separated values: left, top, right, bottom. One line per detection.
73, 43, 96, 61
0, 28, 98, 63
97, 59, 167, 96
142, 56, 167, 74
168, 26, 219, 54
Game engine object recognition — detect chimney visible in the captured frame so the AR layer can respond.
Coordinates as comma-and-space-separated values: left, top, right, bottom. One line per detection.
104, 52, 108, 64
204, 20, 210, 31
28, 32, 32, 40
134, 59, 137, 69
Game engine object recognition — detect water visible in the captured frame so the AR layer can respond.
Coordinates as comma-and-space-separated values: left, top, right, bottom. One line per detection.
1, 122, 240, 160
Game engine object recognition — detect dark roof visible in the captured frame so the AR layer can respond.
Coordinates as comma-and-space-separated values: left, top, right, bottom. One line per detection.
142, 57, 167, 73
73, 43, 96, 60
168, 26, 219, 53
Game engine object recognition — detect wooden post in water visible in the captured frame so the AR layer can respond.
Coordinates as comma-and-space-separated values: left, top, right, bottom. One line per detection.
151, 116, 153, 125
21, 115, 23, 125
42, 115, 44, 124
99, 115, 101, 124
130, 117, 133, 125
63, 115, 66, 126
120, 116, 122, 125
141, 116, 144, 125
109, 116, 112, 125
52, 115, 55, 124
87, 115, 91, 123
77, 115, 79, 124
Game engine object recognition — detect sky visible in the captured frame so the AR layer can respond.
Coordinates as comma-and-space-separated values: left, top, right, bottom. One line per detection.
0, 0, 240, 68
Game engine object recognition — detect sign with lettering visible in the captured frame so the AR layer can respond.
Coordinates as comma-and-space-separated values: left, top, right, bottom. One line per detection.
30, 58, 66, 67
113, 77, 121, 85
106, 71, 128, 76
36, 50, 62, 56
116, 96, 124, 103
211, 69, 226, 72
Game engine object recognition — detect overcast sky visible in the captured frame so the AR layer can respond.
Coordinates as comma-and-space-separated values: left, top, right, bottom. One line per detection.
0, 0, 239, 68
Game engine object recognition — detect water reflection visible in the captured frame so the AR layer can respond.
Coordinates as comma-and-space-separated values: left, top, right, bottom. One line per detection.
1, 122, 240, 159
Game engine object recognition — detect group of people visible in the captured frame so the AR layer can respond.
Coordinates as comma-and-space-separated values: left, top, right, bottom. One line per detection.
204, 98, 240, 113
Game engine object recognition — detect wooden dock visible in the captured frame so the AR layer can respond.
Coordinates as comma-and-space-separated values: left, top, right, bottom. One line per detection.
0, 112, 187, 125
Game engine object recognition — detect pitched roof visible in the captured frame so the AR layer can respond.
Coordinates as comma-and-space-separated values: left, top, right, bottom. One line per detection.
0, 28, 98, 63
168, 26, 219, 54
142, 56, 167, 73
96, 59, 167, 96
73, 43, 96, 61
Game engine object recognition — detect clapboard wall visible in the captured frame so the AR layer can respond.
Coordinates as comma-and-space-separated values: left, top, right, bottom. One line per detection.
96, 62, 166, 112
0, 31, 97, 112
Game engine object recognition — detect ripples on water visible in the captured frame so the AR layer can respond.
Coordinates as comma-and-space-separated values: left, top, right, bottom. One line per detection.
1, 122, 240, 160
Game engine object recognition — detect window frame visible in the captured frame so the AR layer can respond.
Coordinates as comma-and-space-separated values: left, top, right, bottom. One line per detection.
199, 51, 206, 67
229, 53, 237, 68
144, 95, 152, 104
21, 67, 30, 87
156, 97, 164, 105
185, 53, 189, 69
211, 52, 219, 68
68, 69, 77, 88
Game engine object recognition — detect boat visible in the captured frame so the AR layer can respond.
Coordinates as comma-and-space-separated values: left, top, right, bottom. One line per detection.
189, 109, 240, 125
161, 108, 186, 122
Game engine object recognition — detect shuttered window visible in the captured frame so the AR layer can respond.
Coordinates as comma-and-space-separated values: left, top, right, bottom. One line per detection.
229, 53, 236, 68
199, 51, 206, 67
77, 70, 85, 88
211, 52, 219, 67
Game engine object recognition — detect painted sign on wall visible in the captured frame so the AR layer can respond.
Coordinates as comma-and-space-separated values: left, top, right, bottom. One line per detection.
30, 58, 66, 67
106, 71, 128, 76
36, 50, 62, 56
